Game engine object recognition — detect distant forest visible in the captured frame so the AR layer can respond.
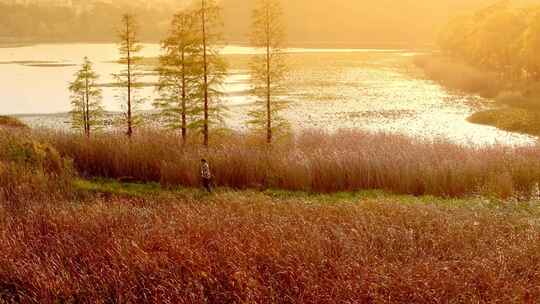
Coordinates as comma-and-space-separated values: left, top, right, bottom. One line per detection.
0, 2, 172, 42
2, 0, 540, 46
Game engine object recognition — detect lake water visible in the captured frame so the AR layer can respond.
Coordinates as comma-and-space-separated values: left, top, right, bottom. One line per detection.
0, 43, 535, 146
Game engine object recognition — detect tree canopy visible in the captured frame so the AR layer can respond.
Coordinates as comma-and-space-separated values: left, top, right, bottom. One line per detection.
439, 1, 540, 81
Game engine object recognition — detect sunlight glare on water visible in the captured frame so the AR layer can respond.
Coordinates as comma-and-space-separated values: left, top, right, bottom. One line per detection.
0, 43, 535, 146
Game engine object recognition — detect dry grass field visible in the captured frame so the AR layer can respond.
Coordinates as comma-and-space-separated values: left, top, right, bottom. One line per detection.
1, 128, 540, 303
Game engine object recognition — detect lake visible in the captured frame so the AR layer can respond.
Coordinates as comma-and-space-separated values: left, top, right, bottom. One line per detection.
0, 43, 535, 146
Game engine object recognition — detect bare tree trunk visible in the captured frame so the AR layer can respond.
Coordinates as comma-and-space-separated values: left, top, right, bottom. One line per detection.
265, 4, 272, 144
126, 21, 133, 138
202, 0, 209, 147
85, 67, 90, 138
81, 92, 88, 137
181, 49, 187, 143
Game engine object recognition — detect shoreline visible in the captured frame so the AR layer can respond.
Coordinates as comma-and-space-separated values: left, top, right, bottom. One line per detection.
0, 39, 432, 51
414, 54, 540, 138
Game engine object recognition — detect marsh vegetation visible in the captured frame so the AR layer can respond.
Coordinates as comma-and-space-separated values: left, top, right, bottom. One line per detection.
3, 0, 540, 302
1, 128, 540, 302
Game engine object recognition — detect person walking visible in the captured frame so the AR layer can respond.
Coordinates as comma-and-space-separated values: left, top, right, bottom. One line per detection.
200, 159, 213, 193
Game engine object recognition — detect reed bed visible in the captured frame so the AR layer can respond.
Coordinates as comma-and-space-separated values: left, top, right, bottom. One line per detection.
45, 129, 540, 198
1, 129, 540, 302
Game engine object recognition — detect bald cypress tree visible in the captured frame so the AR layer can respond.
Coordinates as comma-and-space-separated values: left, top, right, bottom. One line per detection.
155, 10, 201, 143
197, 0, 227, 147
114, 13, 144, 138
69, 57, 104, 137
247, 0, 289, 144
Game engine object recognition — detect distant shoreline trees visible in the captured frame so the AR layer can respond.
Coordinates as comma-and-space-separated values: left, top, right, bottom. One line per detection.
0, 2, 175, 42
247, 0, 288, 144
69, 57, 104, 137
439, 1, 540, 82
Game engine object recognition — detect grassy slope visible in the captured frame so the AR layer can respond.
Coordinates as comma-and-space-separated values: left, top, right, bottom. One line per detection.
0, 178, 539, 302
0, 116, 28, 129
8, 179, 532, 302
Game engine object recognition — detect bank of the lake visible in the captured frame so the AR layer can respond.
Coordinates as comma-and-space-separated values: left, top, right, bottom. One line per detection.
415, 54, 540, 137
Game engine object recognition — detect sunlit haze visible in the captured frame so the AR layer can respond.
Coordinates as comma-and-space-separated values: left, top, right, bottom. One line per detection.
0, 0, 538, 45
4, 1, 540, 301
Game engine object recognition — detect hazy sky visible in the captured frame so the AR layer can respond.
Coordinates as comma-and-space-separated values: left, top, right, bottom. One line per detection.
219, 0, 540, 46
